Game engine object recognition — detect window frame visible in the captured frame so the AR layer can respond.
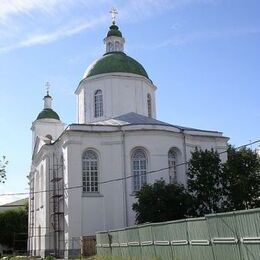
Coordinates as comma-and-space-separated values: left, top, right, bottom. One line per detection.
131, 148, 148, 192
82, 150, 99, 193
147, 93, 152, 117
94, 89, 104, 118
168, 148, 178, 183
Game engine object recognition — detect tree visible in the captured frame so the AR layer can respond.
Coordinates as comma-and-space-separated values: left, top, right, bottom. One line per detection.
0, 205, 28, 249
0, 156, 8, 183
187, 148, 224, 216
132, 180, 192, 224
223, 146, 260, 210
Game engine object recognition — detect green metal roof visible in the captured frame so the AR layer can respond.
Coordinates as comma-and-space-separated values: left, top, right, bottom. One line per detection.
0, 198, 28, 212
37, 108, 60, 120
84, 52, 149, 79
107, 24, 122, 37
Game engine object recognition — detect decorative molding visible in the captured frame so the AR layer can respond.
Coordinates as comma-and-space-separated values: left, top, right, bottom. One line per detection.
211, 237, 238, 244
171, 240, 188, 245
128, 241, 140, 246
240, 237, 260, 244
100, 141, 122, 145
154, 240, 170, 246
141, 241, 153, 246
190, 240, 210, 246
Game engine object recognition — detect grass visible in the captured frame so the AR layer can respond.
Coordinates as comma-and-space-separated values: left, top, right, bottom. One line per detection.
1, 255, 162, 260
83, 256, 160, 260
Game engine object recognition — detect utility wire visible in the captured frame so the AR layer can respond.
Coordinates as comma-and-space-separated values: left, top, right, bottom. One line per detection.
0, 139, 259, 198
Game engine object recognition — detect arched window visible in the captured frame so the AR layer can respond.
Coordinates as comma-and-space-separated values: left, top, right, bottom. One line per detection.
147, 94, 152, 117
132, 149, 147, 191
115, 41, 120, 51
82, 150, 99, 193
94, 90, 103, 118
108, 42, 113, 52
168, 148, 177, 183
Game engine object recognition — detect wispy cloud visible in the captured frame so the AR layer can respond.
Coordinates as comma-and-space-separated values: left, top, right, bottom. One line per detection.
0, 16, 107, 53
0, 0, 221, 53
135, 26, 260, 50
0, 0, 66, 24
119, 0, 219, 23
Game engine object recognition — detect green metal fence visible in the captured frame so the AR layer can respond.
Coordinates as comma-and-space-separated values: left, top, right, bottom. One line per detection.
96, 208, 260, 260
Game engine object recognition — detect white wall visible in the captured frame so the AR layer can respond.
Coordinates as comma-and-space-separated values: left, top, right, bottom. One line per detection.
61, 127, 228, 229
31, 119, 65, 153
30, 123, 228, 255
75, 73, 157, 123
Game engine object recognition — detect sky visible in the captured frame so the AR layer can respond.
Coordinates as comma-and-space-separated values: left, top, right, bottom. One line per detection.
0, 0, 260, 204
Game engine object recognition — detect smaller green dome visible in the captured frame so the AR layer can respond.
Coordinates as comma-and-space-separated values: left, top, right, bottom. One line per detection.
37, 108, 60, 120
107, 24, 122, 37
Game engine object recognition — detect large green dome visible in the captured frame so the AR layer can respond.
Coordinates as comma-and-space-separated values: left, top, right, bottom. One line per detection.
83, 52, 149, 79
37, 108, 60, 120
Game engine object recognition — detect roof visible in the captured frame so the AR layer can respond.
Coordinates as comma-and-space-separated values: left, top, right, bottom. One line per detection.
83, 52, 149, 79
37, 108, 60, 120
91, 112, 220, 133
92, 112, 172, 126
0, 198, 28, 212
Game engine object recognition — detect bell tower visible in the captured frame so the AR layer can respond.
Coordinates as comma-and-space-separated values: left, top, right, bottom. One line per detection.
31, 83, 65, 153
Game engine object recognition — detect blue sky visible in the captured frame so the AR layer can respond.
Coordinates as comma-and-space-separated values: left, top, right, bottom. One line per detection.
0, 0, 260, 204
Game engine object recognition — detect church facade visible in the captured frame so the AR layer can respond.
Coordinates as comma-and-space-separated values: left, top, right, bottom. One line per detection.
28, 20, 229, 258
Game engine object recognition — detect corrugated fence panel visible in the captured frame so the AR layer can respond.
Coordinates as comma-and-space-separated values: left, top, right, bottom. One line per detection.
109, 229, 122, 257
169, 219, 191, 260
96, 231, 111, 256
126, 226, 141, 258
187, 217, 214, 260
96, 208, 260, 259
207, 212, 242, 260
235, 208, 260, 260
138, 223, 156, 259
152, 221, 173, 260
117, 228, 130, 258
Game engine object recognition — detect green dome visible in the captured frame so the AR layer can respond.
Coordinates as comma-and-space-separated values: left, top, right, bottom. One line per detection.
37, 108, 60, 120
84, 52, 149, 79
107, 24, 122, 37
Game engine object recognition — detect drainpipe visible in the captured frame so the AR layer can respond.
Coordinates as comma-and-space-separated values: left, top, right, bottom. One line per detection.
181, 129, 188, 184
121, 128, 128, 227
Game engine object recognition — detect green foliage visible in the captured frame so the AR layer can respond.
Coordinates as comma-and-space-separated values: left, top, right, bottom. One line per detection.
4, 257, 31, 260
1, 257, 39, 260
132, 146, 260, 223
0, 206, 28, 248
0, 156, 8, 183
83, 257, 160, 260
44, 256, 56, 260
187, 148, 224, 216
223, 146, 260, 210
132, 180, 192, 224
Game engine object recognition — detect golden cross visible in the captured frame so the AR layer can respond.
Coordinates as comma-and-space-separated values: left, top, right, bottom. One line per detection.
110, 8, 118, 24
45, 82, 50, 95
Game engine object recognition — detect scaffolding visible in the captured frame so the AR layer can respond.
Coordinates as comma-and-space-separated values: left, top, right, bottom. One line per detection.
49, 154, 64, 257
28, 174, 34, 254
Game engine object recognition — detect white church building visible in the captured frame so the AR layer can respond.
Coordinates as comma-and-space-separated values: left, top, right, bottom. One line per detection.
28, 18, 229, 258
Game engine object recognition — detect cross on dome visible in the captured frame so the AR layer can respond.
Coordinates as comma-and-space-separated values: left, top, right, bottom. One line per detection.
110, 8, 118, 24
45, 82, 51, 96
